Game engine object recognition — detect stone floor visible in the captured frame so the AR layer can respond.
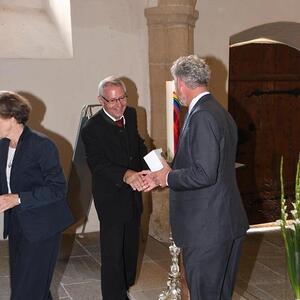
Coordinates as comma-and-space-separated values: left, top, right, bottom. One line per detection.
0, 228, 295, 300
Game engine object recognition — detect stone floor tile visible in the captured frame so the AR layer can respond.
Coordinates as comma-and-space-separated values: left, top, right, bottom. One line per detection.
59, 236, 89, 259
256, 253, 287, 276
153, 257, 172, 272
238, 260, 285, 285
0, 241, 9, 257
55, 255, 100, 285
143, 236, 170, 261
63, 280, 102, 300
130, 288, 165, 300
232, 291, 247, 300
131, 261, 168, 291
75, 231, 100, 247
89, 252, 101, 264
51, 272, 69, 299
0, 276, 10, 300
255, 240, 285, 258
235, 277, 275, 300
255, 280, 294, 300
0, 230, 297, 300
0, 256, 9, 277
262, 231, 285, 248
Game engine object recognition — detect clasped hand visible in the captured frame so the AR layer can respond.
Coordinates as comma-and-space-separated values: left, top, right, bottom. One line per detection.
124, 157, 171, 192
0, 194, 20, 213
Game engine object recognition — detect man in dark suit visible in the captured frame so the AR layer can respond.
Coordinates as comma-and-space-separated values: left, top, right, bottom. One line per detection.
149, 55, 249, 300
81, 76, 148, 300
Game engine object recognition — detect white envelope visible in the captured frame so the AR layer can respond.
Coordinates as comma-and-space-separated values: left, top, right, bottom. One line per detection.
143, 149, 163, 171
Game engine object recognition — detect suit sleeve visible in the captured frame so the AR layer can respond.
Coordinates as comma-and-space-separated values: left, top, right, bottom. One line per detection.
133, 109, 149, 169
18, 139, 67, 210
168, 110, 221, 191
139, 135, 149, 170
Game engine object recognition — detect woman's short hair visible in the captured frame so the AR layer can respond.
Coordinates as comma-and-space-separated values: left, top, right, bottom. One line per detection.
0, 91, 32, 124
98, 76, 127, 97
171, 54, 211, 88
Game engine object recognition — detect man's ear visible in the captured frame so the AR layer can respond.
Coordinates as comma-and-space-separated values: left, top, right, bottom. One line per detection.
97, 96, 103, 105
177, 78, 185, 92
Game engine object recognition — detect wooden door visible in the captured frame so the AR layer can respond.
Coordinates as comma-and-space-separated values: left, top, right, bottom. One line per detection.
229, 43, 300, 224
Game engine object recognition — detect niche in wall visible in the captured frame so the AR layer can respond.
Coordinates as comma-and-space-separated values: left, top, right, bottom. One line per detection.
0, 0, 73, 58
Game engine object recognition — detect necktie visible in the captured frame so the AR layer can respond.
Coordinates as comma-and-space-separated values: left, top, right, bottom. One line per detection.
115, 118, 124, 128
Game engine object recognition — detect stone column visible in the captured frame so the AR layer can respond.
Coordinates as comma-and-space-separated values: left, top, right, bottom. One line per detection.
145, 0, 198, 241
145, 0, 198, 153
145, 3, 198, 298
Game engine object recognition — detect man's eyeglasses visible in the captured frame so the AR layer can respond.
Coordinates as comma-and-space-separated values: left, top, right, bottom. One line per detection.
101, 94, 127, 105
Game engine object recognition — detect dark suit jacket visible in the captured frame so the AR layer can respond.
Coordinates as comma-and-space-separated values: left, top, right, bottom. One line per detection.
168, 94, 249, 249
1, 126, 73, 242
81, 106, 148, 224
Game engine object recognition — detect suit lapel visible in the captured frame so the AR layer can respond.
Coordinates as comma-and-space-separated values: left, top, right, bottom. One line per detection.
99, 109, 117, 127
173, 94, 210, 164
8, 127, 31, 187
99, 108, 130, 156
0, 138, 9, 194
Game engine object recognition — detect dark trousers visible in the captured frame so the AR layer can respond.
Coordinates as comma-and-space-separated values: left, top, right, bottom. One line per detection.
183, 235, 245, 300
100, 216, 140, 300
8, 215, 60, 300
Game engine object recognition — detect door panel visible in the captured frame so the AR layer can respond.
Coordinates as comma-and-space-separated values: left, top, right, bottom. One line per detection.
229, 43, 300, 224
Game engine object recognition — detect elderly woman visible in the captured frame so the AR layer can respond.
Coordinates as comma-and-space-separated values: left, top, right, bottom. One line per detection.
0, 91, 73, 300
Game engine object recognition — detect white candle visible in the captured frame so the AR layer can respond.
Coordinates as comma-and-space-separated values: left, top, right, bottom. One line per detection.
166, 81, 175, 161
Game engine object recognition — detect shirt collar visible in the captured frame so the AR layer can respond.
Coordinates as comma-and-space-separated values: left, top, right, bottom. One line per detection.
102, 107, 125, 124
188, 91, 210, 115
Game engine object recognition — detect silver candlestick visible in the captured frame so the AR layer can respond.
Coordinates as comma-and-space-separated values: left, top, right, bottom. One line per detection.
158, 233, 181, 300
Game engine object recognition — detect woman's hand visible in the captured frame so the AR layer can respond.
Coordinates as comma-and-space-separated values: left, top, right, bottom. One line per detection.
0, 194, 20, 213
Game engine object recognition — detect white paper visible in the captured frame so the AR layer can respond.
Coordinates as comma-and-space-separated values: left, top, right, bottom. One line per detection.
143, 149, 163, 171
235, 162, 245, 168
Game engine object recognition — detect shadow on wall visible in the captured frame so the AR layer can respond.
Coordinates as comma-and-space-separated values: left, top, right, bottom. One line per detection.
205, 56, 228, 108
121, 77, 154, 259
18, 92, 73, 175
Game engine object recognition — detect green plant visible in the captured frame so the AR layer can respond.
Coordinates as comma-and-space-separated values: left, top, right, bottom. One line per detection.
278, 154, 300, 299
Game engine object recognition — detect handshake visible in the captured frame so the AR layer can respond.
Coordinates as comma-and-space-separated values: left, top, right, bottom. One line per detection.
123, 156, 171, 192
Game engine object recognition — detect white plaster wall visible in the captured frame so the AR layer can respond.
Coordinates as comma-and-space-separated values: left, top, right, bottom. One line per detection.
0, 0, 150, 237
0, 0, 43, 9
1, 0, 299, 237
194, 0, 300, 107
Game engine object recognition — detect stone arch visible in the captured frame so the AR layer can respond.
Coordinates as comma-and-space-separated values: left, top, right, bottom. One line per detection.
230, 21, 300, 51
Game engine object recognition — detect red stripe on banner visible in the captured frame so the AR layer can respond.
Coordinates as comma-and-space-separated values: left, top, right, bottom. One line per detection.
173, 92, 180, 153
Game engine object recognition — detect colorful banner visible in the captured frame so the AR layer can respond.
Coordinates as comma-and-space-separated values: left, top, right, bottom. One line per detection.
166, 81, 180, 160
173, 91, 180, 153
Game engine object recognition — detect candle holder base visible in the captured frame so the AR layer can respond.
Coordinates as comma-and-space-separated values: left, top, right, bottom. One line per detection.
158, 234, 181, 300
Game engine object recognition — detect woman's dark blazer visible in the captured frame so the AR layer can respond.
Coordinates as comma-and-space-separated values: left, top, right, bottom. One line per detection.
0, 126, 73, 242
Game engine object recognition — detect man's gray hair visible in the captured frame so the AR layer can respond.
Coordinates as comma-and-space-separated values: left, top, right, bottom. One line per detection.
98, 76, 127, 96
170, 54, 211, 88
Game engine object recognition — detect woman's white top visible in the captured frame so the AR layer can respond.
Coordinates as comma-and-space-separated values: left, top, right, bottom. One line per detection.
6, 147, 16, 193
